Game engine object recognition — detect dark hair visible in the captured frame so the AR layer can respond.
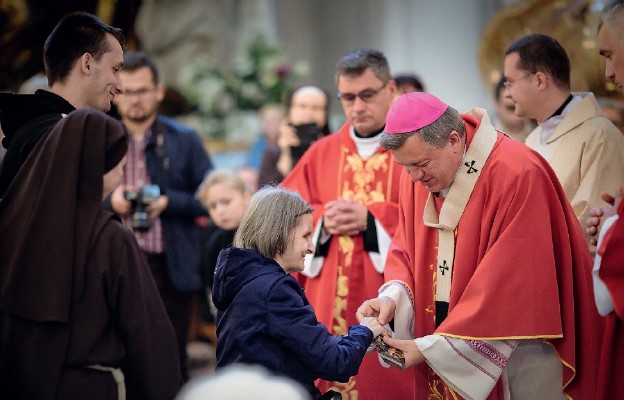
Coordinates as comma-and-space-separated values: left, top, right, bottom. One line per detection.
122, 51, 160, 85
44, 11, 125, 85
335, 48, 391, 84
504, 34, 570, 90
394, 73, 425, 92
284, 84, 331, 135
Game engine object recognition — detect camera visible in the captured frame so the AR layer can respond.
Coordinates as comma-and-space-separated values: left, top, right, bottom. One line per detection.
290, 122, 320, 163
124, 184, 161, 231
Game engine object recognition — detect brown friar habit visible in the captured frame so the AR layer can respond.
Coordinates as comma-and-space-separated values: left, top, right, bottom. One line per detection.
0, 109, 182, 399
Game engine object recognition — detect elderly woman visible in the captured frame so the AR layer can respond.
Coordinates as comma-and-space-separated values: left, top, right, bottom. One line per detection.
213, 186, 383, 400
0, 109, 181, 399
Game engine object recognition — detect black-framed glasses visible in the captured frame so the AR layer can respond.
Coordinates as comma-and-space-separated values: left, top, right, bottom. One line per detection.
503, 72, 535, 90
337, 82, 388, 104
120, 87, 157, 98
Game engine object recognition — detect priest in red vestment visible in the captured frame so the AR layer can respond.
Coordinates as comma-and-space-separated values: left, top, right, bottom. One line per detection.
357, 92, 603, 399
281, 48, 415, 399
593, 4, 624, 397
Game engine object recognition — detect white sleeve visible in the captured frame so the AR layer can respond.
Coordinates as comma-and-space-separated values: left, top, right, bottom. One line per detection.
415, 335, 518, 400
367, 218, 392, 273
379, 281, 414, 340
593, 213, 620, 316
301, 217, 326, 278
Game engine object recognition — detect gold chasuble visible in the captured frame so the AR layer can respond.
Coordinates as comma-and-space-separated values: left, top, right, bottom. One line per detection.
333, 147, 393, 337
282, 123, 414, 400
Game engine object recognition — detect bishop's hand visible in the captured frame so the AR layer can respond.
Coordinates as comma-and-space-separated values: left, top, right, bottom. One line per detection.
356, 296, 396, 326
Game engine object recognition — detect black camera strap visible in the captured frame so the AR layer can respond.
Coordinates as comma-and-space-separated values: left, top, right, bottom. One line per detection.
148, 119, 169, 194
154, 121, 169, 169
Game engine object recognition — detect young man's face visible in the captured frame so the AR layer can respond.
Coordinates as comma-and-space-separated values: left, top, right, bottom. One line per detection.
86, 33, 124, 112
503, 52, 539, 121
598, 20, 624, 89
337, 68, 397, 136
113, 66, 164, 124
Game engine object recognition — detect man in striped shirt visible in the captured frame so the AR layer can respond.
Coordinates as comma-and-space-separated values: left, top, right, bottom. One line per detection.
107, 51, 212, 380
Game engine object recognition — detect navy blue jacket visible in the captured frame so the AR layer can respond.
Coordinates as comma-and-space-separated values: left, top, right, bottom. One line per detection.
213, 247, 373, 399
105, 115, 212, 292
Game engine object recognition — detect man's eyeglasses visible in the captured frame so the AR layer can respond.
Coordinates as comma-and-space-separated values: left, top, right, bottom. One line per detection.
503, 72, 535, 90
120, 87, 156, 98
337, 82, 388, 104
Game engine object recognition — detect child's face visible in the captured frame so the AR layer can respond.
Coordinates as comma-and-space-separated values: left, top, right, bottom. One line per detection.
205, 183, 250, 230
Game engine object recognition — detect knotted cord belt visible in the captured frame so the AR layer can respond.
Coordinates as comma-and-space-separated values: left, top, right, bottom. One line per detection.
87, 364, 126, 400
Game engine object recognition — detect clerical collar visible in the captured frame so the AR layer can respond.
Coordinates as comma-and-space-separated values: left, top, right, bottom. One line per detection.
536, 94, 582, 150
548, 94, 574, 120
349, 126, 382, 158
353, 126, 384, 138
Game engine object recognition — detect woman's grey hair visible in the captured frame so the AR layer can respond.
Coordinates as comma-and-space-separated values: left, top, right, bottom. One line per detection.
176, 364, 310, 400
380, 106, 465, 150
234, 186, 313, 259
335, 48, 392, 84
598, 0, 624, 33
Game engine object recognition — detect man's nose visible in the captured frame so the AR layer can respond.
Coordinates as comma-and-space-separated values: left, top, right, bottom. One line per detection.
406, 166, 424, 181
116, 79, 125, 94
503, 87, 513, 101
605, 62, 616, 83
352, 96, 367, 111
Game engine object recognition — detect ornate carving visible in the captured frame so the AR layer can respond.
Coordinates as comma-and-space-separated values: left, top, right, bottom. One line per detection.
479, 0, 618, 96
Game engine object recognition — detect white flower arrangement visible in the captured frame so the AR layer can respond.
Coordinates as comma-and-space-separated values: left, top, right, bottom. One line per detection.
179, 35, 307, 142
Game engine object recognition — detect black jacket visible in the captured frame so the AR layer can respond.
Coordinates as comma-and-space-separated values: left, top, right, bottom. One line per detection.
0, 89, 75, 196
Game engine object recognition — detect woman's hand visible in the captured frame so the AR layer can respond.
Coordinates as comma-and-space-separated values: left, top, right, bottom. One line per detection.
359, 316, 384, 338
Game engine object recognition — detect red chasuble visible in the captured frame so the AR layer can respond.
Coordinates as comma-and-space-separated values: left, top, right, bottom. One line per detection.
385, 114, 603, 399
596, 201, 624, 400
282, 123, 414, 400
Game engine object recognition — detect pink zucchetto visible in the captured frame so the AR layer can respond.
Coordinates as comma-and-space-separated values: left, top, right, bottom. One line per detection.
385, 92, 448, 134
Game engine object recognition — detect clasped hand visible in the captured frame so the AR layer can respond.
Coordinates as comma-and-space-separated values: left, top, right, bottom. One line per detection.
585, 188, 623, 246
323, 199, 368, 236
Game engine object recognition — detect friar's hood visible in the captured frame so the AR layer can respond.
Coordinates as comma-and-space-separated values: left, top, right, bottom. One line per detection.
0, 89, 75, 148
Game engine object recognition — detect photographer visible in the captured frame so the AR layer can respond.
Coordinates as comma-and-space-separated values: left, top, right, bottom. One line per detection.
257, 85, 330, 187
105, 51, 213, 380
